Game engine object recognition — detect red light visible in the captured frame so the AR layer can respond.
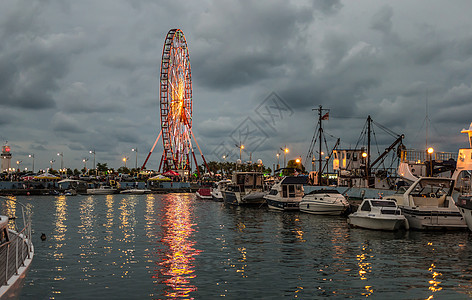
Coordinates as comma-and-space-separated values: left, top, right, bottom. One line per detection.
5, 147, 10, 152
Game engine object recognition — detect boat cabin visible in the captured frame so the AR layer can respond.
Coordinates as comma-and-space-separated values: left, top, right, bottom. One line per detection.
268, 176, 306, 198
359, 199, 401, 215
228, 172, 264, 193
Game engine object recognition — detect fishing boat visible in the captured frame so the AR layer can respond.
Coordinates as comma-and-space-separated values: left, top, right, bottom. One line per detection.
299, 188, 349, 215
211, 179, 231, 201
386, 177, 466, 230
348, 198, 408, 231
264, 176, 306, 211
222, 172, 267, 205
0, 197, 34, 299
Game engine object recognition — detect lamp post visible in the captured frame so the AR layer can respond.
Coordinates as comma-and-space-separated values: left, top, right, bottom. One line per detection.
238, 144, 244, 161
16, 160, 22, 173
89, 150, 96, 176
50, 159, 55, 170
276, 153, 280, 170
427, 147, 434, 176
362, 152, 368, 187
280, 146, 289, 168
57, 152, 63, 169
29, 154, 35, 173
132, 148, 138, 170
83, 158, 88, 174
123, 157, 129, 168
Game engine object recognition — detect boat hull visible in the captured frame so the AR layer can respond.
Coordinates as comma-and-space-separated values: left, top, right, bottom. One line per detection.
299, 201, 347, 215
86, 189, 116, 195
265, 195, 300, 211
222, 191, 265, 206
348, 215, 408, 231
400, 207, 467, 230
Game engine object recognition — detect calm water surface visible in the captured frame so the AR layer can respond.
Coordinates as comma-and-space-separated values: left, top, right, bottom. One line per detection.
10, 194, 472, 299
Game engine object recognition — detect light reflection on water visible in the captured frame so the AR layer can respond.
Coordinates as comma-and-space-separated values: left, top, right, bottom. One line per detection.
154, 193, 201, 298
13, 194, 472, 299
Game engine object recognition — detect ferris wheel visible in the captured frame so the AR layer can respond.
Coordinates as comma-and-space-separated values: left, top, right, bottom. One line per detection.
141, 29, 209, 174
160, 29, 193, 171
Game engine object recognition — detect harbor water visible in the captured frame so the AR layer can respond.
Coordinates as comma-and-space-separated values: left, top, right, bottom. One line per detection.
11, 193, 472, 299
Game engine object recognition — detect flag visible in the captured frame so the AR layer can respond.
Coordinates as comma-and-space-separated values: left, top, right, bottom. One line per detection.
321, 112, 329, 120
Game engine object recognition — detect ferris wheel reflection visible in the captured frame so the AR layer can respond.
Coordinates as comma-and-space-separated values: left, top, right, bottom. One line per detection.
156, 194, 201, 298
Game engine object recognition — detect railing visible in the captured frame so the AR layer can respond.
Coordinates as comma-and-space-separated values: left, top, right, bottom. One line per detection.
400, 149, 457, 163
0, 197, 33, 287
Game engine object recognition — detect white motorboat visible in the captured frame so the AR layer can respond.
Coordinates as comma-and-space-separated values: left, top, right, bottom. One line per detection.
222, 172, 267, 206
348, 198, 408, 231
264, 176, 306, 211
300, 189, 349, 215
86, 185, 117, 195
211, 179, 231, 201
120, 188, 151, 194
386, 177, 467, 230
0, 197, 34, 299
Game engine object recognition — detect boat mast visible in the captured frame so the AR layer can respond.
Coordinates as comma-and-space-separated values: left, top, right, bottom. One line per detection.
367, 115, 372, 186
319, 106, 323, 185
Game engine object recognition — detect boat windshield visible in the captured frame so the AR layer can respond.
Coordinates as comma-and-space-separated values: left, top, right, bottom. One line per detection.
370, 200, 396, 207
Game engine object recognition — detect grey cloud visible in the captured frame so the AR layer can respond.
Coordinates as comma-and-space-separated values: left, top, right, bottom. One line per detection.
51, 113, 86, 133
370, 5, 393, 34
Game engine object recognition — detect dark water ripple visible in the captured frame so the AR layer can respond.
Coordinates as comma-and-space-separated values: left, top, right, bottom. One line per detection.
6, 194, 472, 299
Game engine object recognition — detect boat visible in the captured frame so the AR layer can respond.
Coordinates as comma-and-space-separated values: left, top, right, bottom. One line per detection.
196, 187, 212, 200
385, 177, 467, 230
348, 198, 408, 231
86, 185, 117, 195
0, 197, 34, 299
299, 188, 349, 215
264, 176, 306, 211
452, 122, 472, 231
222, 172, 267, 206
120, 188, 151, 194
211, 179, 231, 201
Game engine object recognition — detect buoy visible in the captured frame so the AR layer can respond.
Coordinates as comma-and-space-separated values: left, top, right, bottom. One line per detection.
40, 233, 46, 241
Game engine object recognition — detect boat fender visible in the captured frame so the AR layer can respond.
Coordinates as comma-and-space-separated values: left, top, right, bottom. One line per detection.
40, 233, 47, 241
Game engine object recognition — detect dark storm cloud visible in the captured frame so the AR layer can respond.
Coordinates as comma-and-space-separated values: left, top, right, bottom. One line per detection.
192, 1, 314, 90
51, 113, 86, 133
0, 1, 87, 110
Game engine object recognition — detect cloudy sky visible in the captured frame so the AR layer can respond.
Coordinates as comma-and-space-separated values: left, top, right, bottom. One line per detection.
1, 0, 472, 172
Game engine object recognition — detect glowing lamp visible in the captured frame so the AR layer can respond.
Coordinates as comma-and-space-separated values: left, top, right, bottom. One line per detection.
427, 147, 434, 154
240, 145, 244, 149
362, 152, 367, 158
295, 158, 301, 163
285, 148, 289, 153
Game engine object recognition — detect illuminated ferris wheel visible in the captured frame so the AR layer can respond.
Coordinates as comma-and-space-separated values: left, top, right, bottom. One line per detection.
160, 29, 193, 171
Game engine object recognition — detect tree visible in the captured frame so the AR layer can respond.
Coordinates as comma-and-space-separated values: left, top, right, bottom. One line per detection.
96, 162, 108, 174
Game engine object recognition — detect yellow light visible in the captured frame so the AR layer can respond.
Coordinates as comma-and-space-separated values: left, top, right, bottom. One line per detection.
285, 148, 289, 153
295, 158, 301, 163
122, 157, 127, 162
241, 145, 244, 149
427, 147, 434, 154
362, 152, 367, 158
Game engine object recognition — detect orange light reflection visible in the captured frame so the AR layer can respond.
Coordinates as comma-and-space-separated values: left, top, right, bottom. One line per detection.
156, 194, 200, 298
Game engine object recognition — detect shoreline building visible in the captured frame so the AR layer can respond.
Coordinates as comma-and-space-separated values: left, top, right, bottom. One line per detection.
1, 143, 12, 172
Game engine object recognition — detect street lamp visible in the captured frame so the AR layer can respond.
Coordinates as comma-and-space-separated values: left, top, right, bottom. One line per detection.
276, 153, 280, 169
427, 147, 434, 176
28, 154, 35, 173
89, 150, 96, 176
236, 143, 244, 161
362, 152, 368, 186
16, 160, 22, 172
123, 157, 129, 168
57, 152, 64, 169
280, 146, 289, 168
132, 148, 138, 170
50, 159, 55, 170
83, 158, 88, 173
